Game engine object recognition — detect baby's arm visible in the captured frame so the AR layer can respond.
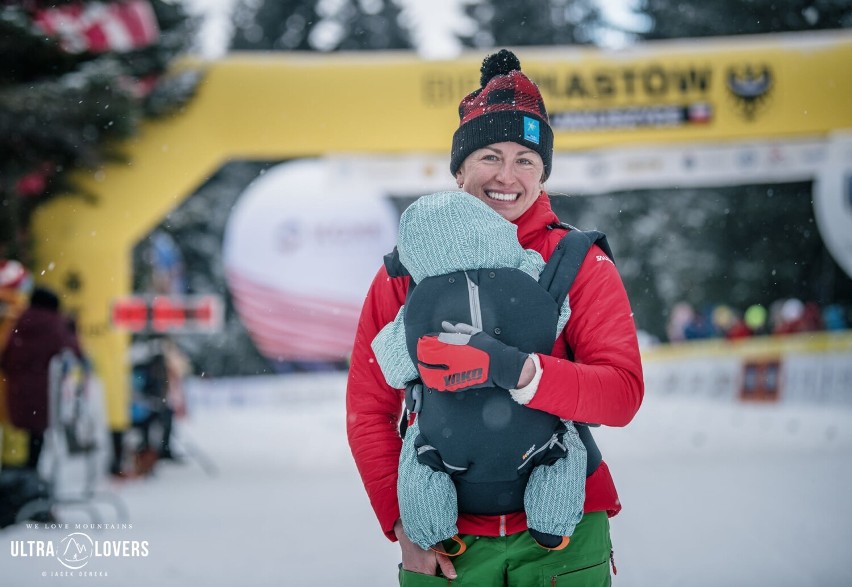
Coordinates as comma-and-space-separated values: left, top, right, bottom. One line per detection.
371, 306, 419, 389
397, 419, 459, 550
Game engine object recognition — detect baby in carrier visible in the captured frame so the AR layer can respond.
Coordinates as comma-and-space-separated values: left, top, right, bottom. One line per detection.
372, 191, 586, 552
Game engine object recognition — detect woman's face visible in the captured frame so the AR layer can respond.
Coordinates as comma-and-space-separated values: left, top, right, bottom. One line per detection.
455, 142, 544, 222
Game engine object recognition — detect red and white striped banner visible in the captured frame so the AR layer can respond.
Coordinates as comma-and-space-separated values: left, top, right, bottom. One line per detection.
226, 269, 362, 362
33, 0, 160, 54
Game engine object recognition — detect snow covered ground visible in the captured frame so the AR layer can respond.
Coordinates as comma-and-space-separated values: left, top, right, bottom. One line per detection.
3, 371, 852, 586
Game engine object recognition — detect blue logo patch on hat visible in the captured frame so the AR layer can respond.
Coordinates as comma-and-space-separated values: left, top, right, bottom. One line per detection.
523, 116, 540, 145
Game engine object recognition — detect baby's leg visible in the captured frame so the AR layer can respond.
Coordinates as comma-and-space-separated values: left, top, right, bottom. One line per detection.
524, 423, 586, 549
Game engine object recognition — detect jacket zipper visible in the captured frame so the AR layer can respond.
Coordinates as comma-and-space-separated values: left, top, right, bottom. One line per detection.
499, 514, 506, 537
464, 272, 482, 329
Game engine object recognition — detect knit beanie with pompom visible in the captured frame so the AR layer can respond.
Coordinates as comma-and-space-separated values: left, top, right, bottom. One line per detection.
450, 49, 553, 180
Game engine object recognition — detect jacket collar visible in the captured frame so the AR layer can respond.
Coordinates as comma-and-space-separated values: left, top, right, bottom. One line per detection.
513, 191, 561, 249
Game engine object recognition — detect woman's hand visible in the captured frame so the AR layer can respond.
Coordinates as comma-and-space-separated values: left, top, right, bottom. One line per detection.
394, 519, 457, 579
516, 355, 536, 388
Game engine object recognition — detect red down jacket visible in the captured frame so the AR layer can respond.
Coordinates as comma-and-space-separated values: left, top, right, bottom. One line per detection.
346, 192, 644, 540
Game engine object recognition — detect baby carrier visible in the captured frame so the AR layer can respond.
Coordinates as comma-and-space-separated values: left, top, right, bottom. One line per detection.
386, 224, 613, 516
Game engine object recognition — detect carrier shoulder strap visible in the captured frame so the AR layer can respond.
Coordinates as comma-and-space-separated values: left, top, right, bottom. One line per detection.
539, 223, 610, 475
538, 223, 614, 309
383, 246, 410, 279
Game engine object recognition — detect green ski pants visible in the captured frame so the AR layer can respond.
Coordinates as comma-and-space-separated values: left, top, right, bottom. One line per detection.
398, 511, 613, 587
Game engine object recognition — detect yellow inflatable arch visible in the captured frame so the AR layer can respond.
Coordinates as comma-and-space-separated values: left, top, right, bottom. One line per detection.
32, 31, 852, 429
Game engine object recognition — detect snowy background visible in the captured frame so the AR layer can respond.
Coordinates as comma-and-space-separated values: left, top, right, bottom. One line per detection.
182, 0, 645, 59
4, 2, 851, 585
3, 371, 852, 586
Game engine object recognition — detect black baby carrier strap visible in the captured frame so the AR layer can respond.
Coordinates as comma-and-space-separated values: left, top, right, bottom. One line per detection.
388, 227, 611, 515
539, 224, 613, 311
537, 224, 613, 478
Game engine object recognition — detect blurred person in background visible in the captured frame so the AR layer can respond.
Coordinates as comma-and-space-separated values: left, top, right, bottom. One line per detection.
666, 301, 695, 343
126, 336, 190, 476
712, 304, 752, 339
1, 286, 82, 471
744, 303, 769, 336
683, 306, 714, 340
772, 298, 825, 335
0, 259, 32, 469
347, 50, 643, 585
822, 304, 848, 331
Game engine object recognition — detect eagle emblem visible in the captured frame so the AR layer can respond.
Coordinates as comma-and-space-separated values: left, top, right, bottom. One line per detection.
726, 65, 773, 120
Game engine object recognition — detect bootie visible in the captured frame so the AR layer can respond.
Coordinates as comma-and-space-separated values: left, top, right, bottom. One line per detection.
528, 528, 570, 551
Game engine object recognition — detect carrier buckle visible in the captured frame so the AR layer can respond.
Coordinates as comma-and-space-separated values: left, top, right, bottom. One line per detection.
405, 382, 423, 426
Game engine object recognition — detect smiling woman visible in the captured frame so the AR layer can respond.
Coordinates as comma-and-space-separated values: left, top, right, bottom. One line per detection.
456, 142, 545, 222
346, 49, 644, 585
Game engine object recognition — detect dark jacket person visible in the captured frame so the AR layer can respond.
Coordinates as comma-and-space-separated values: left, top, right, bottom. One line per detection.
1, 287, 81, 469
